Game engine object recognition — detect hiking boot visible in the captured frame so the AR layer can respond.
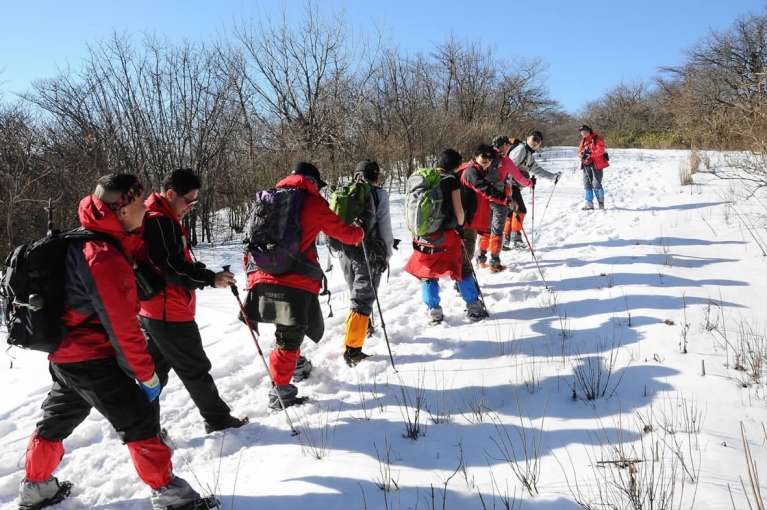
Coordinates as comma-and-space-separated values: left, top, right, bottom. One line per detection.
465, 300, 488, 322
268, 384, 301, 410
19, 476, 72, 510
598, 202, 605, 210
204, 415, 249, 434
292, 355, 313, 382
169, 496, 222, 510
427, 306, 444, 325
151, 475, 213, 510
367, 321, 376, 338
488, 257, 505, 273
502, 233, 511, 251
344, 346, 371, 366
582, 201, 594, 210
476, 252, 487, 268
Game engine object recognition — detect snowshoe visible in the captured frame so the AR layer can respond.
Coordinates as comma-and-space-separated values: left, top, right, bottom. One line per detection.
169, 495, 221, 510
204, 416, 249, 434
18, 480, 72, 510
292, 355, 313, 383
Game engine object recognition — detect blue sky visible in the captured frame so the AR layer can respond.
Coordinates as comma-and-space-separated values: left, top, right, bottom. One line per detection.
1, 0, 764, 113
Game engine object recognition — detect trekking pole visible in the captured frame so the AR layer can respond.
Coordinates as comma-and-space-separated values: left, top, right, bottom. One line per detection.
222, 265, 300, 436
531, 186, 535, 252
512, 215, 550, 291
537, 178, 559, 230
460, 240, 490, 316
359, 241, 396, 371
45, 199, 54, 236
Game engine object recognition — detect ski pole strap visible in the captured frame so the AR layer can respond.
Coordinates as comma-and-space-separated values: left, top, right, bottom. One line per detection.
319, 273, 333, 317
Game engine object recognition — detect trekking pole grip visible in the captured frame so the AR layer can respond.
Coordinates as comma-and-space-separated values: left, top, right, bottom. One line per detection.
222, 265, 240, 296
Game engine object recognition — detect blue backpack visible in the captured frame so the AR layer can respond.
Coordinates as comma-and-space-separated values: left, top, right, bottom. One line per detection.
244, 187, 323, 280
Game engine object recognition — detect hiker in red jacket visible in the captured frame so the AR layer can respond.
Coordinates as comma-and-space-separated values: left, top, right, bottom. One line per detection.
404, 149, 486, 323
578, 125, 610, 210
140, 169, 247, 435
241, 162, 364, 409
459, 144, 520, 273
19, 174, 217, 510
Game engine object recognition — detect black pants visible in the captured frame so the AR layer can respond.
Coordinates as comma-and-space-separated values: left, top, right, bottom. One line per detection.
509, 186, 527, 215
37, 359, 159, 443
140, 317, 231, 428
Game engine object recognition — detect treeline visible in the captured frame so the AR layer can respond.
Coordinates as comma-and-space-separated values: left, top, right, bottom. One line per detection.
0, 3, 765, 250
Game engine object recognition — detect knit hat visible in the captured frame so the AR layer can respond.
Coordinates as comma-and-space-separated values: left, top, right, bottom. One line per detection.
354, 159, 380, 182
291, 162, 327, 190
492, 135, 511, 148
578, 125, 593, 134
527, 130, 543, 141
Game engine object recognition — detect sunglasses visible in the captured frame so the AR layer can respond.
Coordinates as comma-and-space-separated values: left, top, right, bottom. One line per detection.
480, 153, 495, 160
531, 137, 542, 144
180, 195, 199, 208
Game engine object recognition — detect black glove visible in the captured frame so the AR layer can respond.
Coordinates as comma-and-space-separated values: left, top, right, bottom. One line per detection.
554, 172, 562, 184
581, 149, 591, 161
530, 175, 537, 189
455, 224, 465, 237
392, 238, 401, 250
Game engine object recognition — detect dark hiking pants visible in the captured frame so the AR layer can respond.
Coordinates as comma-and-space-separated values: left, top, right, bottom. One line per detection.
140, 317, 231, 428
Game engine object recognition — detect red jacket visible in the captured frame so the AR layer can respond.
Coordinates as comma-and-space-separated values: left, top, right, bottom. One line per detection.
458, 160, 510, 233
139, 193, 214, 322
50, 195, 155, 383
579, 132, 610, 170
246, 175, 364, 294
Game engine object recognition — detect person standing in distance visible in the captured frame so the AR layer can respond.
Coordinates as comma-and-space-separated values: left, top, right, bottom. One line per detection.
578, 125, 610, 210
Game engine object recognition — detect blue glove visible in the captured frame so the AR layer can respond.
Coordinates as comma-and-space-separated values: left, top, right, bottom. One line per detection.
139, 373, 161, 402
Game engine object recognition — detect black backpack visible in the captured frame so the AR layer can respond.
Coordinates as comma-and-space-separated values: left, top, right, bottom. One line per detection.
2, 229, 121, 353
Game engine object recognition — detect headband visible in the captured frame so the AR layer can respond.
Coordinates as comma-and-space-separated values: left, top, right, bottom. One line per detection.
108, 179, 144, 211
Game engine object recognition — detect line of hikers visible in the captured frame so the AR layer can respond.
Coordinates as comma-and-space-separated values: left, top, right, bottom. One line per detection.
11, 126, 607, 510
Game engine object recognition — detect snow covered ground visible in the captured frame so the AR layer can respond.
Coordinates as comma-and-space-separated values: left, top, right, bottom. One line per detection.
1, 147, 765, 510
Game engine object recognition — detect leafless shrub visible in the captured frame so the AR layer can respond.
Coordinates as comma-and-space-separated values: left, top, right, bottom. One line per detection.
559, 409, 700, 510
373, 430, 400, 494
393, 371, 427, 440
729, 422, 765, 510
569, 326, 628, 403
477, 463, 521, 510
458, 382, 491, 424
296, 403, 342, 459
426, 369, 453, 425
679, 159, 693, 186
487, 391, 548, 497
689, 150, 701, 175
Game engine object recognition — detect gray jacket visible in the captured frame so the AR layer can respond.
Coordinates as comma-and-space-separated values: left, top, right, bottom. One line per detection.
372, 186, 395, 260
509, 143, 558, 184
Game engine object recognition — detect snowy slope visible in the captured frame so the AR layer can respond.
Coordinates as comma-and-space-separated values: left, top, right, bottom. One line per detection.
1, 147, 765, 510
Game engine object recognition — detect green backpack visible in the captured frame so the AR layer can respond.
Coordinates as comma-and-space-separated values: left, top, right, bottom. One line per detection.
329, 180, 374, 228
405, 167, 447, 238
